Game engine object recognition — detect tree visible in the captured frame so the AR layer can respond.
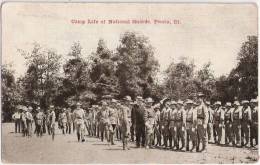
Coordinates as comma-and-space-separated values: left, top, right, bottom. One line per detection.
18, 43, 61, 110
116, 31, 159, 99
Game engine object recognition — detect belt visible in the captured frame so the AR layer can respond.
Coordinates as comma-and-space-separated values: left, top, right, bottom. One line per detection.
198, 117, 205, 120
186, 120, 192, 123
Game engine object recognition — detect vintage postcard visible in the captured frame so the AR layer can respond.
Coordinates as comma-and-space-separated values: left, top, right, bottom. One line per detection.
1, 2, 258, 164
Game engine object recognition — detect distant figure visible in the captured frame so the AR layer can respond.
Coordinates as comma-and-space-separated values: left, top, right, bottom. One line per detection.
12, 108, 21, 133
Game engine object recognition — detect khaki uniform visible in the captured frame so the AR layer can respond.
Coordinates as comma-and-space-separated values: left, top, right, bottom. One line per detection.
99, 108, 110, 142
161, 107, 170, 148
66, 111, 73, 134
12, 112, 21, 133
49, 111, 56, 140
168, 108, 177, 149
213, 107, 225, 144
144, 106, 155, 148
35, 111, 45, 137
154, 110, 161, 146
108, 107, 118, 144
232, 106, 242, 146
186, 107, 197, 151
224, 108, 233, 144
250, 106, 258, 146
196, 103, 208, 151
119, 105, 131, 150
241, 106, 251, 146
59, 112, 67, 134
73, 108, 86, 142
207, 106, 214, 143
176, 107, 186, 150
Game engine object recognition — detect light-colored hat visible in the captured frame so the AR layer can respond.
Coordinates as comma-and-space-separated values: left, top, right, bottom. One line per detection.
124, 96, 132, 101
226, 102, 232, 107
136, 96, 143, 100
205, 101, 210, 105
102, 101, 108, 106
186, 99, 193, 104
146, 97, 154, 103
17, 105, 24, 110
23, 106, 28, 112
36, 107, 41, 111
241, 100, 249, 105
197, 92, 205, 97
111, 99, 117, 103
214, 101, 221, 106
50, 105, 54, 108
177, 100, 184, 105
233, 101, 240, 106
102, 95, 112, 99
250, 99, 258, 103
76, 102, 82, 106
170, 100, 177, 105
153, 103, 160, 109
28, 106, 33, 111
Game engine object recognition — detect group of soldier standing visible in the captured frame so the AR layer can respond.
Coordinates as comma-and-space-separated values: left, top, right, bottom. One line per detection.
12, 92, 258, 152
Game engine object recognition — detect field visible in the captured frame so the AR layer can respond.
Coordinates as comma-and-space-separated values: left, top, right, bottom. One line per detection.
1, 123, 259, 164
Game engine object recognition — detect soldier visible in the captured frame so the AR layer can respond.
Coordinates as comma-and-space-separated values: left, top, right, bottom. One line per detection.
185, 99, 197, 152
12, 108, 21, 133
108, 99, 118, 145
168, 100, 177, 150
66, 108, 73, 134
59, 108, 68, 135
161, 99, 171, 149
96, 106, 102, 138
26, 106, 34, 137
35, 107, 44, 137
132, 96, 146, 148
20, 106, 28, 137
175, 100, 186, 151
99, 101, 110, 143
91, 105, 98, 137
213, 101, 224, 145
119, 96, 132, 150
144, 97, 156, 149
116, 102, 122, 140
196, 92, 208, 153
250, 98, 258, 147
224, 102, 233, 145
154, 104, 161, 147
49, 105, 56, 140
73, 102, 86, 142
232, 101, 242, 146
206, 101, 214, 143
241, 100, 251, 147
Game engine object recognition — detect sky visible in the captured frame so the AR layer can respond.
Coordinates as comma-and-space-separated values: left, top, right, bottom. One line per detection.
2, 3, 258, 79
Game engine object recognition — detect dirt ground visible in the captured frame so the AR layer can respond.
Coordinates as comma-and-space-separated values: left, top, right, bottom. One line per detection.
1, 123, 259, 164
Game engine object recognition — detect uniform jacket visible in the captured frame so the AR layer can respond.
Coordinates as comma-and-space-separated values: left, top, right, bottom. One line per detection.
196, 102, 209, 125
132, 103, 145, 125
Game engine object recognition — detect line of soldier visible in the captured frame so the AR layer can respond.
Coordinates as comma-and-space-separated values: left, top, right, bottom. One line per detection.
12, 92, 258, 152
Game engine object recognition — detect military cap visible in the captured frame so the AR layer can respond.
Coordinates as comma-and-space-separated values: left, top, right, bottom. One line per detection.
241, 100, 249, 105
146, 97, 154, 103
197, 92, 205, 97
23, 106, 28, 112
214, 101, 221, 106
36, 106, 41, 111
170, 100, 177, 105
136, 96, 143, 100
177, 100, 184, 105
124, 95, 132, 101
50, 105, 54, 108
186, 99, 193, 104
205, 101, 210, 105
233, 101, 240, 106
101, 101, 108, 106
111, 99, 117, 103
76, 102, 82, 106
17, 105, 24, 110
250, 99, 258, 103
226, 102, 232, 107
102, 95, 112, 99
28, 106, 33, 111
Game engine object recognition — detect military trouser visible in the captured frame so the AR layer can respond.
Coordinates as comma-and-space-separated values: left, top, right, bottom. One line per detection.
197, 119, 207, 152
154, 124, 161, 146
109, 124, 117, 145
241, 121, 250, 147
15, 119, 21, 133
136, 124, 145, 147
169, 121, 177, 149
26, 121, 32, 137
145, 124, 154, 148
161, 122, 169, 148
207, 122, 214, 143
76, 120, 85, 142
214, 121, 223, 144
250, 122, 258, 147
35, 120, 43, 137
121, 121, 130, 150
232, 120, 241, 146
186, 122, 197, 151
100, 122, 109, 142
176, 122, 185, 150
130, 124, 135, 142
66, 122, 72, 134
61, 122, 67, 134
225, 121, 233, 145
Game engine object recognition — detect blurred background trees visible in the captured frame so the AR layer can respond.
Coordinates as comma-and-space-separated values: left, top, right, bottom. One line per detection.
1, 32, 258, 121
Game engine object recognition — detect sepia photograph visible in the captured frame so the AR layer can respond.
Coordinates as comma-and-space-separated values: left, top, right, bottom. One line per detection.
1, 2, 258, 164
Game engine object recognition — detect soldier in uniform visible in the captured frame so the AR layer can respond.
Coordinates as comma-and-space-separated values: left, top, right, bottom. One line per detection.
21, 106, 28, 137
175, 100, 186, 151
59, 108, 68, 135
26, 106, 34, 137
168, 100, 177, 150
108, 99, 118, 145
35, 107, 44, 137
224, 102, 233, 145
144, 97, 156, 149
12, 108, 21, 133
232, 101, 242, 146
213, 101, 224, 145
161, 99, 171, 149
73, 102, 86, 142
119, 96, 132, 150
91, 105, 98, 137
66, 108, 73, 134
250, 98, 258, 147
185, 99, 197, 152
49, 105, 56, 140
206, 101, 214, 143
241, 100, 251, 147
132, 96, 146, 148
196, 92, 208, 153
99, 101, 110, 143
154, 104, 161, 147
